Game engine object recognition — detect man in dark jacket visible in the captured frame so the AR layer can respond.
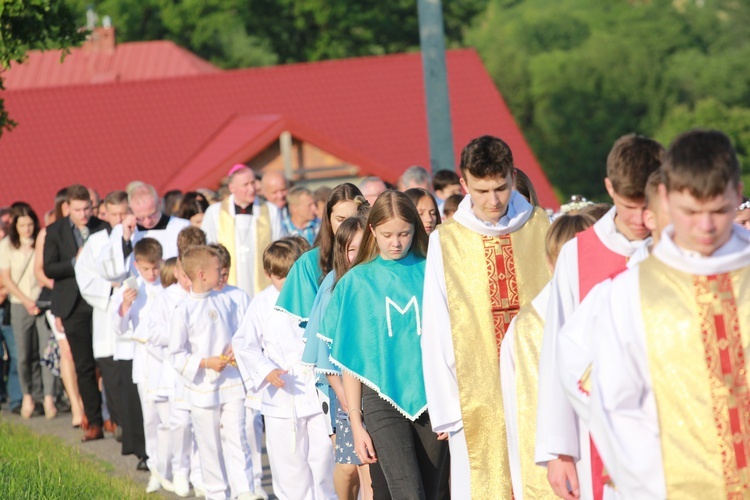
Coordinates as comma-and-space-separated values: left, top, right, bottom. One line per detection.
44, 184, 109, 441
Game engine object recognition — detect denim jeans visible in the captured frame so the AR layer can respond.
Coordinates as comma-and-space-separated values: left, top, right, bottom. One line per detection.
362, 386, 449, 500
0, 307, 22, 409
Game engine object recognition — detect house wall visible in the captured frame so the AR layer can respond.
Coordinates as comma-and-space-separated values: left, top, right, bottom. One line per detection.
248, 138, 359, 180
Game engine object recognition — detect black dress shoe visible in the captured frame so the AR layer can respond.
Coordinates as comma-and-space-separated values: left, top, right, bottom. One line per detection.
136, 458, 149, 471
114, 426, 123, 442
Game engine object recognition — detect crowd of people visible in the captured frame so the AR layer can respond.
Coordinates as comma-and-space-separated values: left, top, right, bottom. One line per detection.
1, 128, 749, 499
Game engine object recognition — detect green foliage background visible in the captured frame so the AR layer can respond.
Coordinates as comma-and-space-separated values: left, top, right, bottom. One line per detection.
4, 0, 750, 198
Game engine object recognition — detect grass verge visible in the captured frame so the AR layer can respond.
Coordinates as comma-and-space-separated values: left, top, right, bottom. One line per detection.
0, 420, 148, 499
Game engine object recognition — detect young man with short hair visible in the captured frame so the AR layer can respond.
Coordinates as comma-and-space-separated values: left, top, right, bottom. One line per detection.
44, 184, 109, 441
586, 129, 750, 497
536, 134, 664, 500
421, 135, 551, 497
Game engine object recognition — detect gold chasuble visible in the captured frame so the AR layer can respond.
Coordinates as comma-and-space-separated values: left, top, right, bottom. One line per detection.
640, 256, 750, 498
440, 206, 550, 498
514, 304, 557, 499
218, 198, 272, 293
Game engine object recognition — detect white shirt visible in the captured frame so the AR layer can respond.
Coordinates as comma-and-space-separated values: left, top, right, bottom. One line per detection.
233, 285, 321, 419
111, 276, 163, 382
168, 289, 247, 408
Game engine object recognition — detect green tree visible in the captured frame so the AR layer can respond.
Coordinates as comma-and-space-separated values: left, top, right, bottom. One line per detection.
65, 0, 487, 66
467, 0, 750, 199
656, 98, 750, 190
0, 0, 85, 136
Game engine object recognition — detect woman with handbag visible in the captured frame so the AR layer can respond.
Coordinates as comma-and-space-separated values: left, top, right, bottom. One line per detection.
0, 203, 57, 418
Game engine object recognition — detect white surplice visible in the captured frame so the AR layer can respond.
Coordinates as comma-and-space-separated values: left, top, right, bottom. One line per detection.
557, 237, 652, 425
588, 227, 750, 498
97, 216, 190, 282
500, 283, 550, 500
75, 228, 118, 359
201, 195, 284, 298
421, 192, 535, 496
535, 207, 643, 499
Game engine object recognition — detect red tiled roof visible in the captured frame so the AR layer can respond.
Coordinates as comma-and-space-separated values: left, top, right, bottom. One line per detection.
0, 49, 559, 213
2, 40, 218, 89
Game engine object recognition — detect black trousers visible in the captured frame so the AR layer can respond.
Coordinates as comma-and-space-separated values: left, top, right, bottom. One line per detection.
362, 386, 449, 500
116, 359, 146, 458
61, 298, 102, 427
97, 356, 123, 426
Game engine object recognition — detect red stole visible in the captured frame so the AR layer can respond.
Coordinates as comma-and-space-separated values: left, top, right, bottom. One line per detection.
576, 225, 628, 499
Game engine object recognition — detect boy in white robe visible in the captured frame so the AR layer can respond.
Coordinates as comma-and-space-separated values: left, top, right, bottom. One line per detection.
168, 245, 260, 500
147, 226, 209, 497
586, 130, 750, 497
210, 242, 265, 498
233, 239, 336, 500
557, 169, 671, 426
536, 135, 663, 500
111, 238, 169, 493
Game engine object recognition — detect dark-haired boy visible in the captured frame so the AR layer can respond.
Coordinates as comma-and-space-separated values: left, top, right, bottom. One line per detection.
536, 134, 664, 500
111, 237, 168, 493
422, 135, 551, 497
585, 129, 750, 497
432, 170, 462, 217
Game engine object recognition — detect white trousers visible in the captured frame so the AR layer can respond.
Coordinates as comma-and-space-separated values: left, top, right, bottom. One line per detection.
192, 400, 253, 500
137, 383, 163, 476
170, 404, 191, 475
245, 408, 265, 494
448, 427, 471, 497
265, 412, 336, 500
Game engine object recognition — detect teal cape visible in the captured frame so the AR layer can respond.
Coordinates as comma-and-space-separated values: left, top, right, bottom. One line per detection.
275, 246, 322, 325
320, 252, 427, 420
301, 271, 339, 375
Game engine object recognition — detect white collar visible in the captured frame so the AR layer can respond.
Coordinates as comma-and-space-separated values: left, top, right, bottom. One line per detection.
627, 237, 653, 269
653, 226, 750, 275
593, 206, 645, 257
452, 191, 534, 237
189, 289, 211, 299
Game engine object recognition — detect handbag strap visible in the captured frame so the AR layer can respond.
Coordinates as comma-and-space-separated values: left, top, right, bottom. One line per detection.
17, 249, 35, 284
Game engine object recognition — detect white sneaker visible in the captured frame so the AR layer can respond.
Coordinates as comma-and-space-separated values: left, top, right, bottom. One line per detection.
193, 486, 207, 498
145, 475, 161, 494
153, 469, 174, 492
172, 473, 190, 497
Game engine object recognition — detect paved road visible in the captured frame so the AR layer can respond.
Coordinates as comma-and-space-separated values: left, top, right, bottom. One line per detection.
0, 402, 275, 498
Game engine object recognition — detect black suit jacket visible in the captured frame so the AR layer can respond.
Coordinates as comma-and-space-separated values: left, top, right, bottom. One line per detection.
43, 216, 109, 319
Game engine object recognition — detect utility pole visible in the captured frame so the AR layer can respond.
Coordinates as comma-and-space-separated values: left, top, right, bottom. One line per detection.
417, 0, 455, 173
